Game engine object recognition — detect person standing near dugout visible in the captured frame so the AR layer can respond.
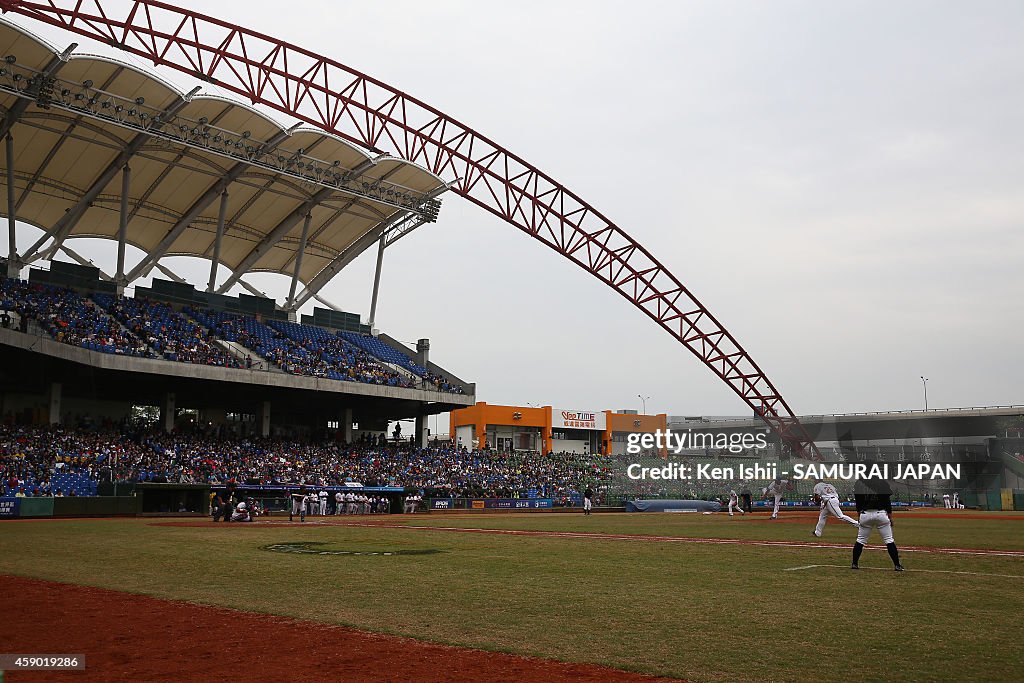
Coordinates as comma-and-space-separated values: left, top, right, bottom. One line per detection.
852, 475, 905, 572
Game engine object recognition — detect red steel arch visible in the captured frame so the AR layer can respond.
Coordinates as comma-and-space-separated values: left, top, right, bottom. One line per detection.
0, 0, 820, 459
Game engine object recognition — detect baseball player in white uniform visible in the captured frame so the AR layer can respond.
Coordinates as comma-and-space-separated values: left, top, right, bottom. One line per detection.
763, 478, 789, 519
230, 501, 252, 522
318, 490, 328, 516
728, 489, 745, 516
811, 479, 858, 537
942, 492, 951, 508
952, 491, 962, 509
345, 490, 356, 514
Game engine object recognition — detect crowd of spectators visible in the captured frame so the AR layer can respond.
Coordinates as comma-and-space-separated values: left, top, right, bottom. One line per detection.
341, 331, 464, 394
268, 320, 413, 387
0, 279, 152, 356
2, 277, 465, 394
0, 424, 614, 500
94, 295, 242, 368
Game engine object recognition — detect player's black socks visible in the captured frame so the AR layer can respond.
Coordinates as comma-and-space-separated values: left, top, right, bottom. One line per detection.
852, 542, 864, 567
886, 542, 902, 568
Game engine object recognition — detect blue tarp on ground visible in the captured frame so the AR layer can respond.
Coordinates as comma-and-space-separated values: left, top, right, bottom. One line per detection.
626, 499, 721, 513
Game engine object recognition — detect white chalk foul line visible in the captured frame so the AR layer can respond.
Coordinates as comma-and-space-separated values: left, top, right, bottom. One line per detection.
784, 564, 1024, 579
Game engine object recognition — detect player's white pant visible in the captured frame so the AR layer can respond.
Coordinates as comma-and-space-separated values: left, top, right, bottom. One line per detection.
771, 495, 782, 518
856, 510, 895, 545
584, 498, 593, 512
728, 500, 744, 515
291, 496, 301, 516
943, 496, 951, 508
815, 497, 857, 535
335, 501, 342, 515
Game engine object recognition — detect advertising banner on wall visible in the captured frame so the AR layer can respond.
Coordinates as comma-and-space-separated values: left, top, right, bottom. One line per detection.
0, 497, 20, 518
551, 409, 606, 431
470, 498, 554, 509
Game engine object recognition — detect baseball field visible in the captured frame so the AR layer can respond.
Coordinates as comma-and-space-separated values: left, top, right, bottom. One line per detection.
1, 508, 1022, 682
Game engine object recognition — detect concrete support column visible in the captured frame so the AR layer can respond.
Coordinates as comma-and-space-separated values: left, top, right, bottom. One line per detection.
48, 382, 61, 425
287, 212, 312, 309
260, 400, 271, 438
415, 410, 428, 448
342, 407, 353, 443
207, 188, 228, 292
163, 392, 176, 433
6, 134, 18, 278
368, 233, 386, 330
115, 164, 131, 294
416, 338, 430, 368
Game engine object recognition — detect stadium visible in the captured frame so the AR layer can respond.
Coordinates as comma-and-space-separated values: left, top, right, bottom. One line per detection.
1, 2, 1022, 682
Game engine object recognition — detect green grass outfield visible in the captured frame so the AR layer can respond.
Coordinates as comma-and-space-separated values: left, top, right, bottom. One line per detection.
2, 509, 1022, 682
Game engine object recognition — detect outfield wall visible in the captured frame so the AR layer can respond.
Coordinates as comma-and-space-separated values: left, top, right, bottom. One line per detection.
0, 496, 140, 518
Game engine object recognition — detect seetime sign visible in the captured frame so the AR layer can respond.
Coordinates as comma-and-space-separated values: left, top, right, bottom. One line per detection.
552, 409, 605, 431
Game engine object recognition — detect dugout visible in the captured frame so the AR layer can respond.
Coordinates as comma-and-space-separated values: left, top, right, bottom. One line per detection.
135, 483, 211, 515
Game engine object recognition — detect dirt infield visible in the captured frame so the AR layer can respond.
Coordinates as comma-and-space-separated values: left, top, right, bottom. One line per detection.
0, 574, 678, 682
151, 517, 1024, 557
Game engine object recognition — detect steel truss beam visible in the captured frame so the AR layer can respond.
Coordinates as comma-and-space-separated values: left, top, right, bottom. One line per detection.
0, 42, 74, 139
56, 242, 112, 280
20, 84, 200, 265
290, 210, 411, 311
215, 184, 340, 294
0, 0, 819, 458
124, 124, 296, 284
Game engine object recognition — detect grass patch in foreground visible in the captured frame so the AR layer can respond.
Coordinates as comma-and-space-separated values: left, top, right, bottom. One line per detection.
0, 517, 1021, 682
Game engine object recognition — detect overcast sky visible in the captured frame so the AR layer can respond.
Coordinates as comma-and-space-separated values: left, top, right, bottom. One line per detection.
11, 1, 1024, 419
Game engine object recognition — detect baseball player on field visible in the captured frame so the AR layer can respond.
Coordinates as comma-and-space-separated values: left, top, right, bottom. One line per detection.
727, 489, 745, 516
852, 475, 904, 571
289, 486, 307, 522
811, 478, 857, 537
334, 490, 343, 515
583, 486, 594, 515
763, 478, 790, 519
318, 489, 328, 515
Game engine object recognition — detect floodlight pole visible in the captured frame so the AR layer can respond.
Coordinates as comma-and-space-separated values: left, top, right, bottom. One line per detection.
5, 133, 16, 278
367, 232, 386, 331
115, 164, 130, 293
920, 376, 929, 411
207, 188, 228, 292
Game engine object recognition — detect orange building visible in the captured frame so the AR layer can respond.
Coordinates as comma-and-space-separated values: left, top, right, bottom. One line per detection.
451, 402, 667, 455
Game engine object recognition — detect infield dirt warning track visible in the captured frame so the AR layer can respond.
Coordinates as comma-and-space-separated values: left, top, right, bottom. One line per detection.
154, 511, 1024, 559
0, 574, 678, 683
